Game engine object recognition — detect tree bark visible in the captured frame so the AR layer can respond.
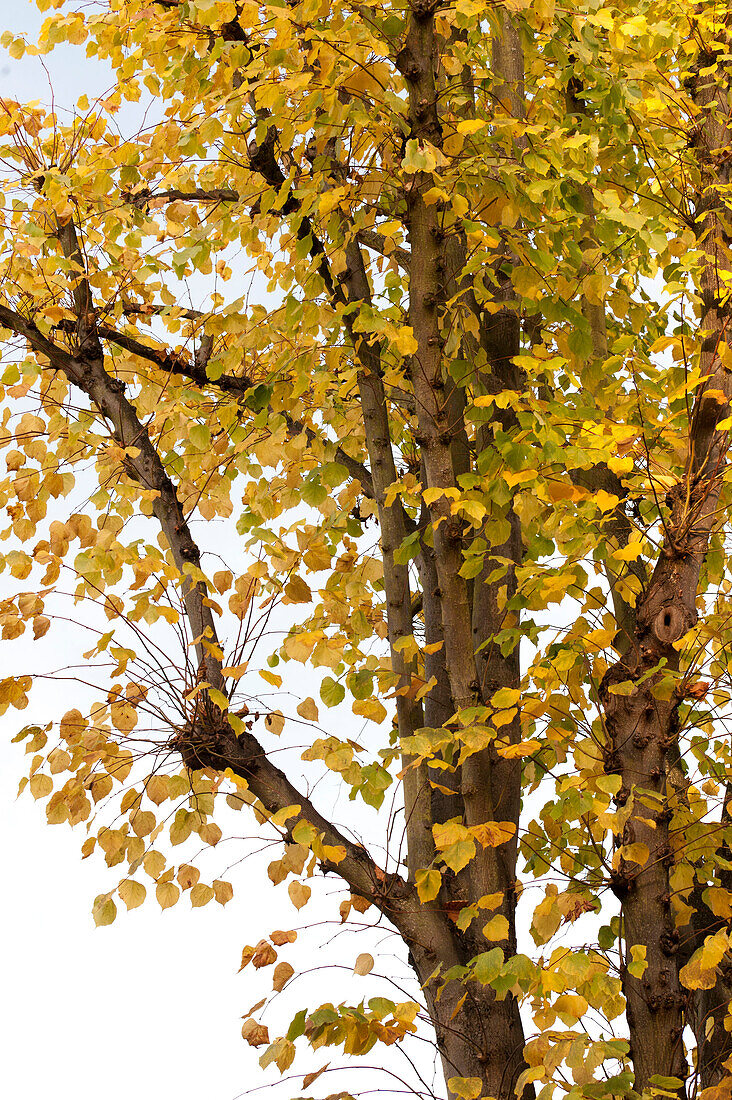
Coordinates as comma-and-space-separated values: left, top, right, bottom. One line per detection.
598, 25, 732, 1095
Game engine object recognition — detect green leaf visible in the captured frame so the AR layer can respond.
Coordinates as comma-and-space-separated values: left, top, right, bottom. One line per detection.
473, 949, 504, 985
320, 676, 345, 708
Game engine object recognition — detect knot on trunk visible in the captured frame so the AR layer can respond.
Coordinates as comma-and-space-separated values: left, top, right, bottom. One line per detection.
652, 603, 686, 645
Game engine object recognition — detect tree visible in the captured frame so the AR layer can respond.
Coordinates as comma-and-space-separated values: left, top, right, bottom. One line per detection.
1, 0, 731, 1097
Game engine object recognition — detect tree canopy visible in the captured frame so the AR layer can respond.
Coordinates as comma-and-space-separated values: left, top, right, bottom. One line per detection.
2, 1, 732, 1098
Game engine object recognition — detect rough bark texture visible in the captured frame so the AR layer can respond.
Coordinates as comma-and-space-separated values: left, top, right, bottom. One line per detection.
597, 27, 732, 1096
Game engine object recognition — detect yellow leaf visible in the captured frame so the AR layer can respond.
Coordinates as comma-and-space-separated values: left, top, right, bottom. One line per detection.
704, 888, 732, 919
470, 821, 516, 847
288, 881, 311, 909
213, 880, 234, 905
621, 842, 649, 866
111, 697, 137, 733
29, 774, 52, 799
32, 616, 50, 639
595, 490, 620, 513
222, 662, 248, 679
60, 708, 85, 740
352, 698, 387, 723
456, 118, 487, 135
447, 1077, 483, 1100
628, 944, 648, 978
259, 669, 282, 688
614, 541, 645, 561
212, 569, 232, 593
156, 881, 180, 910
531, 885, 561, 943
546, 481, 576, 501
680, 931, 729, 990
92, 893, 117, 927
319, 186, 349, 216
433, 821, 471, 849
423, 186, 450, 205
119, 880, 146, 910
433, 822, 476, 872
416, 868, 442, 902
423, 486, 461, 505
176, 864, 200, 890
284, 575, 311, 603
496, 738, 541, 758
265, 710, 285, 735
482, 914, 509, 941
394, 326, 418, 356
302, 1065, 329, 1089
271, 929, 297, 946
252, 939, 278, 968
554, 994, 588, 1022
190, 883, 214, 907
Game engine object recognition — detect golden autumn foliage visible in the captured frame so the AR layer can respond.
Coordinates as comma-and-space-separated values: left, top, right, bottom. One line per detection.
3, 2, 732, 1099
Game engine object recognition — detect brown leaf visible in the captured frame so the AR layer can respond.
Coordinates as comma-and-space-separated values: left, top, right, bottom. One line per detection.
303, 1064, 330, 1089
273, 961, 295, 991
32, 615, 50, 639
252, 939, 278, 968
241, 1018, 269, 1047
239, 945, 255, 971
354, 952, 374, 976
271, 929, 297, 946
296, 696, 319, 721
176, 863, 200, 890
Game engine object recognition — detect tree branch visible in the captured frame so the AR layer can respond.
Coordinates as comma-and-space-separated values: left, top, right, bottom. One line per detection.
55, 317, 376, 500
355, 228, 410, 272
0, 300, 223, 688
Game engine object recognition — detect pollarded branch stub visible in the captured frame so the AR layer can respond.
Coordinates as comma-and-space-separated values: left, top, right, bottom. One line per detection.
405, 0, 442, 22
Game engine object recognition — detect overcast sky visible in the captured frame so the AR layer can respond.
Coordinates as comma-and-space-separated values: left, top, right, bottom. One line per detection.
0, 6, 432, 1100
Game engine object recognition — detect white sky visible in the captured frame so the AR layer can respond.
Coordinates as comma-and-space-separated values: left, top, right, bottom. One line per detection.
0, 5, 432, 1100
